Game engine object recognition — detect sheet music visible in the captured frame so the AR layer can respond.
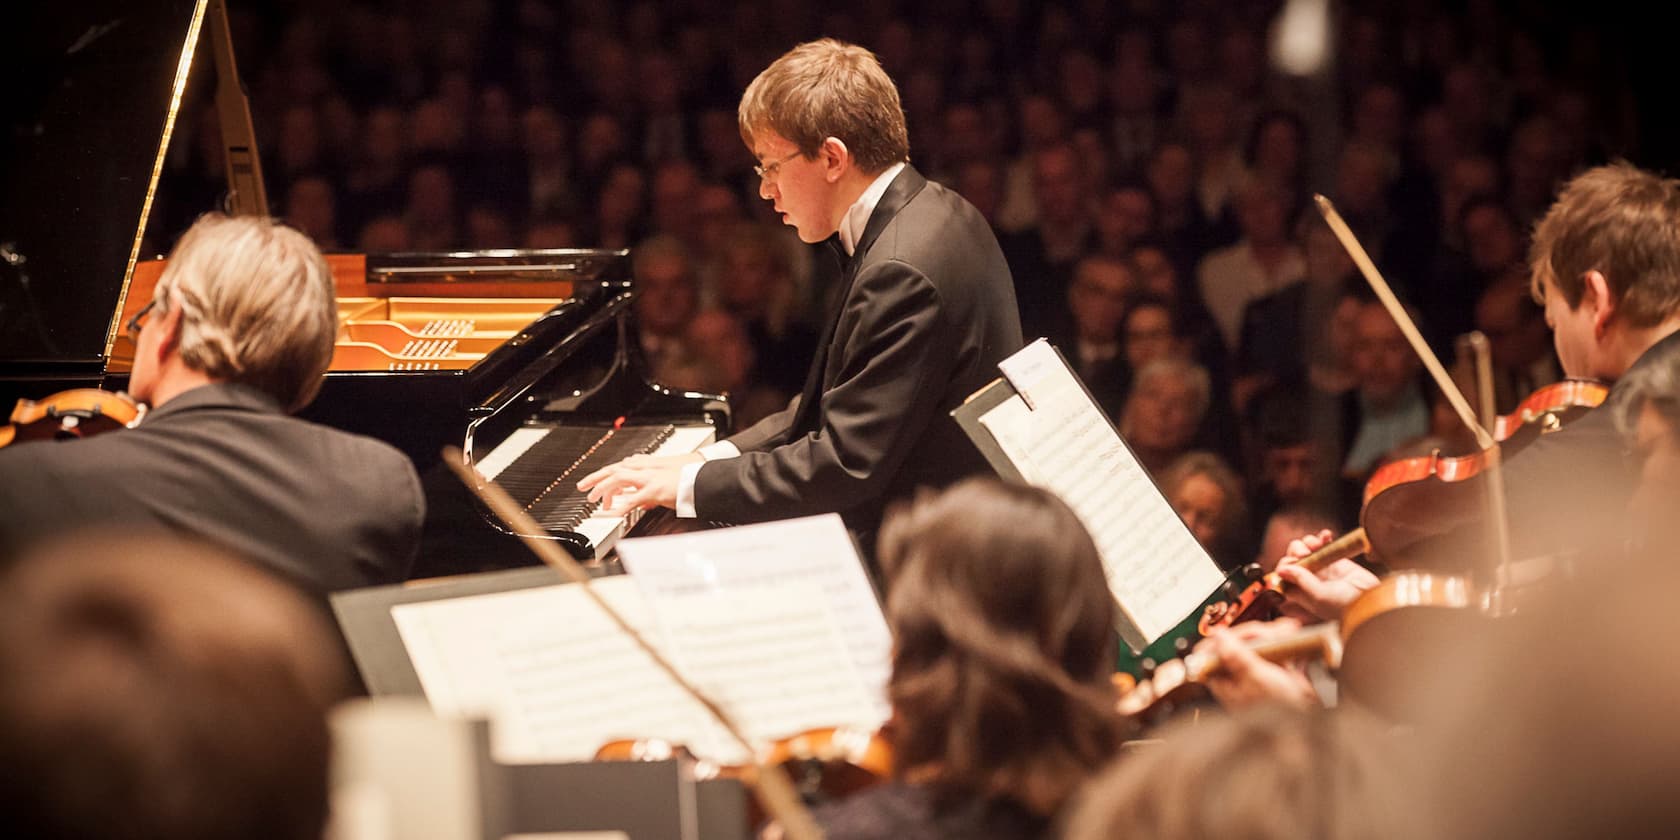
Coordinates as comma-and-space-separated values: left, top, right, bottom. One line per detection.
657, 585, 880, 765
978, 340, 1225, 647
616, 514, 893, 723
393, 577, 711, 763
392, 574, 881, 765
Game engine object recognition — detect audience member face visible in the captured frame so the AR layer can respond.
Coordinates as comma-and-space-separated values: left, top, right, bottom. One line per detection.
1253, 117, 1304, 184
578, 113, 626, 171
694, 186, 746, 256
285, 178, 337, 246
718, 238, 781, 318
651, 163, 701, 240
1126, 372, 1201, 453
1463, 204, 1523, 274
1068, 259, 1133, 344
1263, 442, 1320, 504
1336, 145, 1391, 217
1124, 303, 1179, 369
1032, 145, 1088, 229
1018, 94, 1068, 150
1303, 224, 1354, 286
1353, 84, 1405, 151
956, 161, 1004, 225
1148, 144, 1196, 208
1441, 155, 1500, 230
1096, 187, 1154, 253
1171, 471, 1230, 548
358, 216, 410, 252
522, 105, 566, 162
1476, 272, 1551, 370
634, 252, 698, 337
1108, 55, 1155, 114
941, 104, 993, 166
1130, 247, 1179, 300
1349, 304, 1418, 406
685, 309, 756, 391
1236, 186, 1291, 246
598, 165, 647, 231
406, 166, 455, 225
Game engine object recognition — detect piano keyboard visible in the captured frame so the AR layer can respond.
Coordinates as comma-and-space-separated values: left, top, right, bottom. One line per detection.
475, 422, 716, 559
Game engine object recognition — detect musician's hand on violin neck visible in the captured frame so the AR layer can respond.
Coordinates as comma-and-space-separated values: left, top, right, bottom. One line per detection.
1277, 559, 1379, 622
1199, 619, 1320, 712
577, 452, 701, 513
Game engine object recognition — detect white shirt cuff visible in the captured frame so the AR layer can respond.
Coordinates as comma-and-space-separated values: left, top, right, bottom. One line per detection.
699, 440, 741, 460
676, 443, 739, 519
676, 461, 704, 518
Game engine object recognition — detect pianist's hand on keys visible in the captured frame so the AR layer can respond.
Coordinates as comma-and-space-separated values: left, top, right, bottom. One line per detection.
577, 451, 705, 513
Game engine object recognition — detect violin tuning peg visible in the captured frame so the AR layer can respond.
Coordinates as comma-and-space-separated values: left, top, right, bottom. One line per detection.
1241, 562, 1263, 581
1222, 580, 1242, 597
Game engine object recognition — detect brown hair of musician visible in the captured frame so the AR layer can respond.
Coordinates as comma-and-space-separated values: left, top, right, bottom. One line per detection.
1529, 162, 1680, 328
0, 531, 349, 840
1062, 705, 1426, 840
150, 213, 337, 412
878, 478, 1127, 816
737, 38, 910, 174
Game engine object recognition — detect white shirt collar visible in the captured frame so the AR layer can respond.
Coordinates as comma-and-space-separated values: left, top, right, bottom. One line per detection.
838, 162, 907, 257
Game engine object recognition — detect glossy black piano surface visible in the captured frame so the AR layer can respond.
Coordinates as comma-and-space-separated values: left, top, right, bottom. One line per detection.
1, 1, 729, 577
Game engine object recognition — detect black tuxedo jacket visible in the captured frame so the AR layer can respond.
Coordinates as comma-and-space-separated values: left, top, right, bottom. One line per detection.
694, 166, 1023, 537
0, 383, 423, 593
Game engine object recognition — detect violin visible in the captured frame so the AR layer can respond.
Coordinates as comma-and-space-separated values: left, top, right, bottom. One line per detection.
1197, 376, 1606, 634
595, 726, 892, 828
0, 388, 144, 448
1115, 622, 1343, 721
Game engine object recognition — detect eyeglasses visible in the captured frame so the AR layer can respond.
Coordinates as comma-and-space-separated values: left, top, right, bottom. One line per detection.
752, 150, 803, 182
125, 300, 156, 341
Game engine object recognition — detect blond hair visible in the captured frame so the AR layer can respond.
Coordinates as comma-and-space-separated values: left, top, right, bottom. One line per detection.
737, 39, 910, 173
1530, 162, 1680, 327
153, 214, 337, 411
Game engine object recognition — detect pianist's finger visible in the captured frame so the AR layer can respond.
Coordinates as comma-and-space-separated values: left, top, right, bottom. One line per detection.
576, 461, 624, 492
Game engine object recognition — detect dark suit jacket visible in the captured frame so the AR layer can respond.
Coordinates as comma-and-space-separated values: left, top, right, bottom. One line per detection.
0, 383, 423, 594
694, 166, 1024, 537
1397, 331, 1680, 571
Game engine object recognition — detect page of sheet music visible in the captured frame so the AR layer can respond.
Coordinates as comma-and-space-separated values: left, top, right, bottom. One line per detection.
982, 340, 1226, 645
616, 514, 893, 723
657, 584, 881, 765
392, 576, 714, 764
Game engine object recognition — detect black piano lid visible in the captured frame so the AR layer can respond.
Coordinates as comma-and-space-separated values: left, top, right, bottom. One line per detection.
0, 0, 205, 388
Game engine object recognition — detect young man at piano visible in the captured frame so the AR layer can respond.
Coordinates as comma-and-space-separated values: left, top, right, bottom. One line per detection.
580, 39, 1023, 547
0, 214, 424, 594
1199, 162, 1680, 705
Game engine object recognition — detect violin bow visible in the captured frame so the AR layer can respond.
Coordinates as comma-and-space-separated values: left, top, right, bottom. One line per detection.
442, 447, 826, 840
1313, 196, 1514, 579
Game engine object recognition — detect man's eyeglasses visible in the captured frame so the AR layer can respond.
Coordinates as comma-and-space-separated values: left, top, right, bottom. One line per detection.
125, 300, 157, 341
752, 150, 803, 182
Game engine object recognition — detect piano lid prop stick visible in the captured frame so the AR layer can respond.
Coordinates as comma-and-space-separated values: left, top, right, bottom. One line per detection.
441, 447, 826, 840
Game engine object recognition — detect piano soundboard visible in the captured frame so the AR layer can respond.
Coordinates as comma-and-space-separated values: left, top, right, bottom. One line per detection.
474, 422, 717, 560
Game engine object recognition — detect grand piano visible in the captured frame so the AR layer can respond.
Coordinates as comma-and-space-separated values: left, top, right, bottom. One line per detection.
0, 0, 729, 577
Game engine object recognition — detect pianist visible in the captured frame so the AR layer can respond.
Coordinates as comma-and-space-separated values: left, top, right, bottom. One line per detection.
581, 39, 1023, 545
0, 214, 423, 593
